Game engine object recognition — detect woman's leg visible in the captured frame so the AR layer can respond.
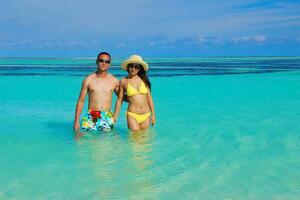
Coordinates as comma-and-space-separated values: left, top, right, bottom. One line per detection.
127, 113, 140, 132
139, 115, 151, 130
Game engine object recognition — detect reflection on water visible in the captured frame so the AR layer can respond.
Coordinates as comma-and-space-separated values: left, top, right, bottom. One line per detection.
127, 129, 157, 199
129, 130, 155, 172
74, 130, 125, 198
73, 129, 157, 199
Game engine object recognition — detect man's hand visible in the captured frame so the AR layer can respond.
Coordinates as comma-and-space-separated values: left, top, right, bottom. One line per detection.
113, 117, 117, 124
73, 121, 80, 132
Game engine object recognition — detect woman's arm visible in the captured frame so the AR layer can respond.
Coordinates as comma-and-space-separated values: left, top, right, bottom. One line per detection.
147, 89, 156, 126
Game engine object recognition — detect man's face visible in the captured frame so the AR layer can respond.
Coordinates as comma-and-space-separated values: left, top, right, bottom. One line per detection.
96, 54, 111, 71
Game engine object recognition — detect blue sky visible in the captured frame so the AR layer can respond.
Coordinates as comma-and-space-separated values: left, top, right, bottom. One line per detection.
0, 0, 299, 57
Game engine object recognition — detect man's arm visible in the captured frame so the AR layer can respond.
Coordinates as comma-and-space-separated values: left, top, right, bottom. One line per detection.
114, 79, 128, 102
113, 79, 125, 123
73, 78, 89, 131
113, 80, 120, 96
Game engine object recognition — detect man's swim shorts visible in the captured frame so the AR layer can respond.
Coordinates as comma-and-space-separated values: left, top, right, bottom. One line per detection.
82, 110, 114, 132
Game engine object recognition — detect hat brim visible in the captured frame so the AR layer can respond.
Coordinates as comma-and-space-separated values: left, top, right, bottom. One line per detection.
121, 59, 149, 71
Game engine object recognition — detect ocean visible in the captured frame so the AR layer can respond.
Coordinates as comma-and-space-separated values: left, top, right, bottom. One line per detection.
1, 57, 300, 199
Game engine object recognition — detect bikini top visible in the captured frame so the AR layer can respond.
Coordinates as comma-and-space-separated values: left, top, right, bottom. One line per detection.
126, 81, 148, 96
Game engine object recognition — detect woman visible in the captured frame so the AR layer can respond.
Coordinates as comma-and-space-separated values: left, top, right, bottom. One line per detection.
114, 55, 155, 132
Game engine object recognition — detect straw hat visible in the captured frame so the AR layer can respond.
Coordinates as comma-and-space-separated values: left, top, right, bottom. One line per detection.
121, 55, 149, 71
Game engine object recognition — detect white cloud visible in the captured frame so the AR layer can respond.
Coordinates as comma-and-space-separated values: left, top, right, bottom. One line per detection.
148, 39, 170, 47
147, 36, 223, 48
193, 37, 222, 45
231, 36, 251, 43
116, 42, 126, 48
0, 39, 102, 49
1, 0, 299, 40
253, 35, 266, 43
230, 35, 267, 44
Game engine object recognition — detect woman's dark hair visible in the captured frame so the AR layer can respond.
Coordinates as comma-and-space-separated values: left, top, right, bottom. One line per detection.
128, 63, 151, 90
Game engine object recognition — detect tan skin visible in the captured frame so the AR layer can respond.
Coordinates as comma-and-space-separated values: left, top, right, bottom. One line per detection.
73, 54, 119, 132
114, 64, 156, 132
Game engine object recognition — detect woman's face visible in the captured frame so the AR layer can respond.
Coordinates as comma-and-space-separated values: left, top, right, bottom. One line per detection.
128, 63, 141, 75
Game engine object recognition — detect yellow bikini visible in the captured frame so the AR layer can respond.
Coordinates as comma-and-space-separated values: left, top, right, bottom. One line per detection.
127, 112, 151, 124
126, 81, 148, 96
126, 81, 151, 124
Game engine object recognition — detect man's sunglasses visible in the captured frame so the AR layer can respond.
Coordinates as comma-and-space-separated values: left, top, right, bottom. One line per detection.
97, 59, 111, 64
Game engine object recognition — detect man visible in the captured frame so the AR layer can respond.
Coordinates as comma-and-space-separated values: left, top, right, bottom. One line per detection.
73, 52, 119, 132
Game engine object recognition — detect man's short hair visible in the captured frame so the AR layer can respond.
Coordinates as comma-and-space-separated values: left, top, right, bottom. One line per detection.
97, 52, 111, 60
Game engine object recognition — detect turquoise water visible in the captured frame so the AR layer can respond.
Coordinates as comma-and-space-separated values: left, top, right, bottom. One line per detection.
1, 57, 300, 199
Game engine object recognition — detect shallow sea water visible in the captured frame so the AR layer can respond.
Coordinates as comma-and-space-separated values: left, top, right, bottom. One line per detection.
0, 57, 300, 199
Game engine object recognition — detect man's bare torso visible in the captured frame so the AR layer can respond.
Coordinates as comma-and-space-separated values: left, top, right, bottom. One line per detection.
86, 73, 118, 111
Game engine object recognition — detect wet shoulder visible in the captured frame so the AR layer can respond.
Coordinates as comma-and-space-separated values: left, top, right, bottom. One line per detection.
120, 77, 129, 86
106, 73, 118, 85
87, 73, 97, 79
83, 73, 96, 85
109, 73, 118, 82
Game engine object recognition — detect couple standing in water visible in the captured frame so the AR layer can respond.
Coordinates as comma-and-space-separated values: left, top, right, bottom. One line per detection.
73, 52, 156, 133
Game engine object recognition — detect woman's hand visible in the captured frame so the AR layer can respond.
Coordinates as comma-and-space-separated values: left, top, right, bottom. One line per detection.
151, 115, 156, 126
